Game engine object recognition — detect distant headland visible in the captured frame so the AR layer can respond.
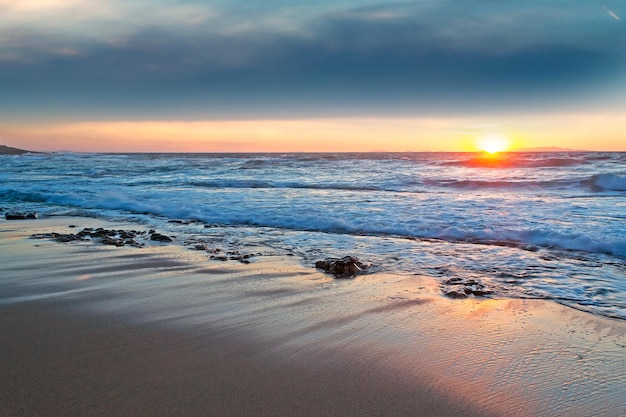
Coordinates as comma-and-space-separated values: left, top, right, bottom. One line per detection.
0, 145, 39, 155
514, 146, 588, 152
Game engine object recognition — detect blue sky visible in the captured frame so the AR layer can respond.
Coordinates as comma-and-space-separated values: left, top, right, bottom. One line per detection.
1, 1, 625, 151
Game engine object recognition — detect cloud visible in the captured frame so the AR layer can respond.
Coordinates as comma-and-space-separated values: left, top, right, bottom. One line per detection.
1, 1, 625, 120
0, 0, 81, 11
3, 1, 624, 59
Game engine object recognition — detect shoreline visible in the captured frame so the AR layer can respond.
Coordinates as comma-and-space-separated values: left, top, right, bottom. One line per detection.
1, 217, 625, 416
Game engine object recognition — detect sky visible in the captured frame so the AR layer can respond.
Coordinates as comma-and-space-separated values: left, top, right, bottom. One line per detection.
0, 0, 625, 152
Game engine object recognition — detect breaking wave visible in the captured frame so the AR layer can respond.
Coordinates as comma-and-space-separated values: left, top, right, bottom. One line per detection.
3, 187, 625, 259
587, 173, 626, 191
188, 180, 388, 192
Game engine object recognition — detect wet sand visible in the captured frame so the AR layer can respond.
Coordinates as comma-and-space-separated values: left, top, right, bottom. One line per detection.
1, 218, 625, 416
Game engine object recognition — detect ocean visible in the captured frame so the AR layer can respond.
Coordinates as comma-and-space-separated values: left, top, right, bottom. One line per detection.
1, 151, 625, 319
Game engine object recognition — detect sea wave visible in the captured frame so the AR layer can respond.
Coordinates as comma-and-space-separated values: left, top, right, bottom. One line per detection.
587, 173, 626, 191
5, 187, 624, 259
422, 178, 574, 190
188, 180, 389, 192
0, 189, 51, 203
423, 173, 626, 192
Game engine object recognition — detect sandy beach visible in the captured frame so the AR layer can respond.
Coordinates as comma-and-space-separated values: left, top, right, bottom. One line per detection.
1, 218, 625, 417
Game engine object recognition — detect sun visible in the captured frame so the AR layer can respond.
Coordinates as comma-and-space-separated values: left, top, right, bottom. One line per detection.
477, 134, 510, 154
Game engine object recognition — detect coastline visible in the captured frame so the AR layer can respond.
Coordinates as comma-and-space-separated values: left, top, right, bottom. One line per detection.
1, 218, 625, 416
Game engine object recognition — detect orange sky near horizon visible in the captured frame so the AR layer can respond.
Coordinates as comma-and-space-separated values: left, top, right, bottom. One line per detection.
1, 113, 625, 153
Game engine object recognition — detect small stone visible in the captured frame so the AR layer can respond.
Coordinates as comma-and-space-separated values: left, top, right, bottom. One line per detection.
150, 233, 173, 242
56, 234, 78, 243
315, 256, 370, 278
102, 237, 124, 246
31, 233, 55, 240
441, 277, 493, 298
444, 290, 468, 299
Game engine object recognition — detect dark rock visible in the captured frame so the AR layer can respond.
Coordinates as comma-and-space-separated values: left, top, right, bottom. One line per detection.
441, 277, 494, 298
119, 231, 137, 240
315, 256, 370, 278
102, 237, 124, 247
5, 211, 37, 220
150, 233, 173, 242
443, 290, 468, 299
31, 233, 57, 240
229, 254, 254, 263
168, 219, 190, 225
69, 224, 76, 228
470, 288, 493, 297
210, 255, 229, 261
91, 228, 107, 237
56, 234, 80, 243
31, 232, 84, 243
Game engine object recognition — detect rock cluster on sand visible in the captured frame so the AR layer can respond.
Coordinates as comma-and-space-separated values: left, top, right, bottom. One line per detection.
192, 244, 258, 264
5, 211, 38, 220
31, 227, 176, 248
441, 277, 493, 298
315, 256, 370, 278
